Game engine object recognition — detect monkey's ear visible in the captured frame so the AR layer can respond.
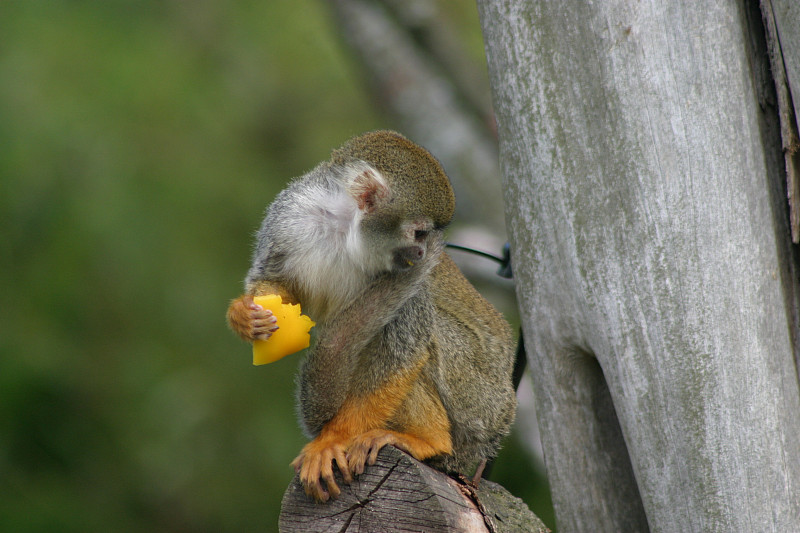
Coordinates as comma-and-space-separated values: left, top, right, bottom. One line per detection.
347, 165, 389, 214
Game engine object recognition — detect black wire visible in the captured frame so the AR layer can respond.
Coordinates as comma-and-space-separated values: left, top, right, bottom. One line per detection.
445, 242, 505, 263
445, 241, 513, 279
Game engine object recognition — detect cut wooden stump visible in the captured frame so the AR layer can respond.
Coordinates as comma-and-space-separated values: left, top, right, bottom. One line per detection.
279, 446, 548, 533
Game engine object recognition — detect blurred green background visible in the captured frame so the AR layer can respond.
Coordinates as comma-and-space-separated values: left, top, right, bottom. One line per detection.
0, 1, 553, 530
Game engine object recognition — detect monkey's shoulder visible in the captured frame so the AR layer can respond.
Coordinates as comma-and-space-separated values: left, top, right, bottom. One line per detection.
430, 254, 511, 337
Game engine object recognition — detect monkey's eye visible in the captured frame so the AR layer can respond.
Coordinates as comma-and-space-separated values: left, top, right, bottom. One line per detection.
414, 230, 429, 242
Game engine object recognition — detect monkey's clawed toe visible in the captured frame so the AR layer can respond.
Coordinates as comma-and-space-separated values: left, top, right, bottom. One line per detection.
347, 429, 413, 476
292, 437, 353, 502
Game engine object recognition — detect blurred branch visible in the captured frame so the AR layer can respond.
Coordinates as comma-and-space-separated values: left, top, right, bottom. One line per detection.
327, 0, 506, 235
378, 0, 494, 124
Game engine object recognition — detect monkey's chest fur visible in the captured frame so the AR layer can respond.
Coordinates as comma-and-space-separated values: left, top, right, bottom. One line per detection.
296, 255, 517, 474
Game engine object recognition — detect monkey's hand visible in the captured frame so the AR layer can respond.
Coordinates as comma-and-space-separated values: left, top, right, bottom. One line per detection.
226, 294, 278, 342
291, 433, 353, 502
347, 429, 444, 476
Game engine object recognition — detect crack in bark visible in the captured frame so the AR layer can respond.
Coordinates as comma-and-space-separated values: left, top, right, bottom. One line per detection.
332, 457, 402, 531
367, 458, 400, 497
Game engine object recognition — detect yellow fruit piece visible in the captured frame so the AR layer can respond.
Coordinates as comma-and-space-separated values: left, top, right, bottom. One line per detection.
252, 295, 315, 365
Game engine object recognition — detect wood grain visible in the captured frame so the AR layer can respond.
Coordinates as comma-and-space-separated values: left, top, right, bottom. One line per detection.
477, 0, 800, 531
279, 446, 548, 533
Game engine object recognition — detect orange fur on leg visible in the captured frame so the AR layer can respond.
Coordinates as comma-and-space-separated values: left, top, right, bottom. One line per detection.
292, 357, 452, 501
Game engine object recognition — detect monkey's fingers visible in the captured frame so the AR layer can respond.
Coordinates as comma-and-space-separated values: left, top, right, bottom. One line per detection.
347, 430, 403, 476
290, 452, 304, 474
292, 442, 351, 502
348, 429, 441, 476
318, 451, 343, 500
252, 314, 278, 340
333, 446, 352, 484
293, 450, 333, 502
245, 296, 261, 311
346, 443, 370, 477
305, 473, 332, 502
227, 295, 277, 342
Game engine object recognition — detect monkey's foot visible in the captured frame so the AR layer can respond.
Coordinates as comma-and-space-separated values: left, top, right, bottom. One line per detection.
291, 436, 353, 502
347, 429, 439, 476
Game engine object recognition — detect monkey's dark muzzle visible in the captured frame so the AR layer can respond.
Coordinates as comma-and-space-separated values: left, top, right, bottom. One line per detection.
392, 245, 425, 270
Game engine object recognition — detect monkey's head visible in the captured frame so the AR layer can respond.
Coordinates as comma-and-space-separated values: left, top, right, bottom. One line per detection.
331, 130, 455, 274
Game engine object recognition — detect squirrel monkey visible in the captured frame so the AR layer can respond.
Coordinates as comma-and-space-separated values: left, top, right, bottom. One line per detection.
227, 130, 517, 501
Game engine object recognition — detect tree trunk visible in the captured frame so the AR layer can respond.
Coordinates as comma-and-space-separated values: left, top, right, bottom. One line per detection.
279, 446, 549, 533
477, 1, 800, 531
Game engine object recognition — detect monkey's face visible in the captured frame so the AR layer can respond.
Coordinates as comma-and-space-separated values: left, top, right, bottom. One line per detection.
358, 209, 439, 275
339, 159, 442, 276
389, 219, 436, 271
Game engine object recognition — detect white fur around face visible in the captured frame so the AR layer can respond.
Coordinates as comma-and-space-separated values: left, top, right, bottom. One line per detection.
279, 162, 389, 320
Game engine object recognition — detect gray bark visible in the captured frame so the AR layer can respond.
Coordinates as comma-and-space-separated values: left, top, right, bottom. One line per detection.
761, 0, 800, 241
477, 1, 800, 532
769, 0, 800, 123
